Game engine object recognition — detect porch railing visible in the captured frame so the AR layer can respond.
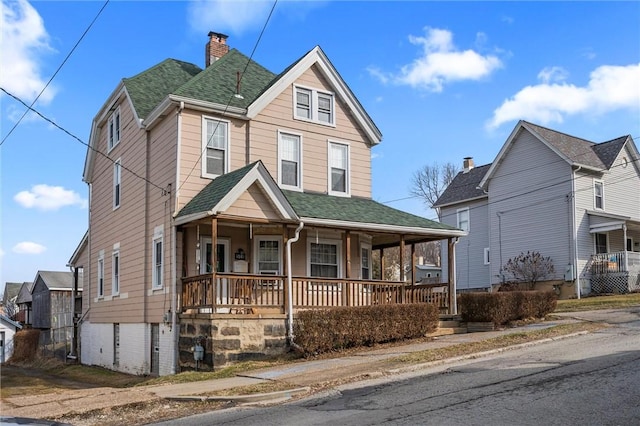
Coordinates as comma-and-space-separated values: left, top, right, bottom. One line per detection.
181, 273, 449, 313
590, 251, 640, 274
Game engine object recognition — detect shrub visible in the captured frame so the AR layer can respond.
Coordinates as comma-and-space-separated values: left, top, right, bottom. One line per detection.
293, 303, 439, 356
459, 291, 557, 326
8, 329, 40, 363
502, 251, 555, 290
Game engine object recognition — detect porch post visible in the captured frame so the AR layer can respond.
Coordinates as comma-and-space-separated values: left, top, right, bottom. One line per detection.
399, 235, 405, 303
380, 248, 385, 280
411, 244, 416, 284
211, 217, 217, 311
447, 237, 456, 315
623, 224, 629, 272
345, 231, 351, 306
282, 224, 289, 312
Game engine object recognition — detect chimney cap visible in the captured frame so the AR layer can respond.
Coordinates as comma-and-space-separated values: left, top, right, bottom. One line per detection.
208, 31, 229, 40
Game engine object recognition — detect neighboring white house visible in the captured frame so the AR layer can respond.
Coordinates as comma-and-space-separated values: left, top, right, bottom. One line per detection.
435, 120, 640, 297
1, 314, 22, 363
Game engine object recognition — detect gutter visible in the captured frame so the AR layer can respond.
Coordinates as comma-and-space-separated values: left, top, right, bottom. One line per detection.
572, 166, 581, 299
286, 222, 304, 347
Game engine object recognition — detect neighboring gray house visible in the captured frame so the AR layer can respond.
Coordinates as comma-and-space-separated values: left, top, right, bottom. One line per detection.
1, 282, 22, 319
0, 314, 22, 363
15, 281, 34, 325
32, 271, 83, 344
435, 121, 640, 297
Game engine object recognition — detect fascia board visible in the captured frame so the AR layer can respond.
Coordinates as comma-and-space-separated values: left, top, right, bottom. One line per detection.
300, 217, 467, 237
478, 121, 523, 189
68, 231, 89, 265
433, 194, 488, 209
247, 47, 382, 146
174, 211, 209, 226
168, 95, 247, 119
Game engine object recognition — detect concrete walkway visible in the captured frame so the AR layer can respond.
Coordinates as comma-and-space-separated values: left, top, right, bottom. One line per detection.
2, 317, 585, 420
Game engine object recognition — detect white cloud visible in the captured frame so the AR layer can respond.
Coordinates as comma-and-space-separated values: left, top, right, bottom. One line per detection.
487, 63, 640, 129
537, 66, 569, 84
369, 27, 503, 93
0, 0, 57, 104
187, 0, 274, 35
14, 184, 87, 211
0, 248, 5, 258
13, 242, 47, 255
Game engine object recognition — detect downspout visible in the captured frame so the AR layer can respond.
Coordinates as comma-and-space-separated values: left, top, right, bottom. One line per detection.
286, 221, 304, 347
451, 237, 460, 315
571, 166, 581, 299
171, 101, 184, 374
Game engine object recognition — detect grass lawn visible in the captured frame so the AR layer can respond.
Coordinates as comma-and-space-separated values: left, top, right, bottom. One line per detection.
555, 293, 640, 312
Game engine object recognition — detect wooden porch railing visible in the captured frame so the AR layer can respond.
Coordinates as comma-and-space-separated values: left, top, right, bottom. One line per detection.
181, 274, 449, 313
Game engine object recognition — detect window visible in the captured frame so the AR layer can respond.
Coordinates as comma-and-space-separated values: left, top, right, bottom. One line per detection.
627, 238, 633, 252
309, 240, 341, 278
112, 244, 120, 295
255, 236, 282, 275
113, 159, 121, 209
152, 226, 163, 289
97, 251, 105, 297
457, 208, 469, 232
329, 142, 349, 196
595, 233, 608, 254
294, 86, 335, 125
278, 132, 302, 189
202, 117, 229, 178
108, 108, 121, 151
484, 247, 490, 265
361, 244, 371, 280
594, 180, 604, 210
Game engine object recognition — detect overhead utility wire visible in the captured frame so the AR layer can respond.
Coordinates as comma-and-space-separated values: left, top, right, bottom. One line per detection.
0, 87, 166, 193
177, 0, 279, 193
0, 0, 110, 147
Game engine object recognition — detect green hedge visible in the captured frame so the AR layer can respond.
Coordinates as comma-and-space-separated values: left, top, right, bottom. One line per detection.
458, 291, 557, 326
293, 303, 439, 356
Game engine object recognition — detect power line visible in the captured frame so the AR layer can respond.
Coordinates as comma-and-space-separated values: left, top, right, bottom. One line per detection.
177, 0, 279, 194
1, 0, 110, 147
0, 87, 167, 194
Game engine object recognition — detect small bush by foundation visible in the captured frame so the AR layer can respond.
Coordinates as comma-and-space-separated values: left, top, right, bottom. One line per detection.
8, 329, 40, 363
293, 303, 439, 356
459, 291, 557, 326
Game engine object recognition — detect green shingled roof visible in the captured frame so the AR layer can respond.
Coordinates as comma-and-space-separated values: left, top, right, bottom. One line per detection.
176, 162, 258, 218
173, 49, 277, 109
283, 190, 458, 231
123, 59, 202, 120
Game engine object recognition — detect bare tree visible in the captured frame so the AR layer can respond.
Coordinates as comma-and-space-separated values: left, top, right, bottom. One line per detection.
411, 162, 459, 214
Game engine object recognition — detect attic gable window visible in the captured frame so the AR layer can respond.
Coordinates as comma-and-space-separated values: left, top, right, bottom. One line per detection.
294, 85, 335, 126
108, 108, 121, 152
202, 117, 229, 178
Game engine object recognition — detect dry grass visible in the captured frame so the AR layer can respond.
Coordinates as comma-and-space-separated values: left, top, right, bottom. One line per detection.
555, 293, 640, 312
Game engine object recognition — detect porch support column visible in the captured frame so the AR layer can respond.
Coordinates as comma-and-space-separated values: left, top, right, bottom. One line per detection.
623, 224, 629, 272
282, 224, 289, 313
411, 244, 416, 284
380, 248, 385, 280
399, 235, 405, 303
211, 217, 218, 312
447, 237, 456, 315
344, 231, 351, 306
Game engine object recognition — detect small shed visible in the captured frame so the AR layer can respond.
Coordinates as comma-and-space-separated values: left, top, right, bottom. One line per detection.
31, 271, 82, 344
15, 281, 34, 325
1, 314, 23, 363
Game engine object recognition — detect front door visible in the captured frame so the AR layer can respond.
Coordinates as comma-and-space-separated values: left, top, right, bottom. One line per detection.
201, 237, 230, 309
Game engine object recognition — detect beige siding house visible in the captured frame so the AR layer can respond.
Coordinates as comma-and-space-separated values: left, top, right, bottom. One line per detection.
73, 33, 465, 375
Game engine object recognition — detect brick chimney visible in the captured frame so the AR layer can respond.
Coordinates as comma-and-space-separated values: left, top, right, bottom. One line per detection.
205, 31, 229, 67
463, 157, 474, 173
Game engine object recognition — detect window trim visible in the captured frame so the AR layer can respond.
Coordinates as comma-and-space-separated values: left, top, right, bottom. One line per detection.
483, 247, 490, 265
112, 243, 120, 296
360, 242, 372, 280
293, 85, 336, 126
152, 226, 163, 289
307, 237, 343, 279
253, 235, 283, 275
277, 130, 303, 191
201, 116, 230, 179
113, 159, 121, 210
594, 233, 608, 254
327, 140, 350, 197
593, 179, 604, 210
97, 250, 105, 297
107, 108, 121, 152
457, 207, 470, 232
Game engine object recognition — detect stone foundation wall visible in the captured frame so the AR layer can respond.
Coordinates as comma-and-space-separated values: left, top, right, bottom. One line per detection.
178, 313, 288, 371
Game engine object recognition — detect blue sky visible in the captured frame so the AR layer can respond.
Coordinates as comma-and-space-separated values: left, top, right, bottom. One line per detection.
1, 0, 639, 290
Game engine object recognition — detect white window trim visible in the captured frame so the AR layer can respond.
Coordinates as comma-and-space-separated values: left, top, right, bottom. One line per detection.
457, 207, 470, 232
107, 107, 121, 152
201, 116, 230, 179
253, 235, 283, 275
593, 179, 604, 210
360, 242, 372, 280
626, 237, 634, 252
277, 130, 303, 191
327, 140, 351, 197
293, 84, 336, 127
483, 247, 490, 265
113, 159, 121, 210
594, 233, 609, 254
152, 226, 163, 289
97, 250, 105, 298
112, 243, 120, 296
307, 237, 343, 279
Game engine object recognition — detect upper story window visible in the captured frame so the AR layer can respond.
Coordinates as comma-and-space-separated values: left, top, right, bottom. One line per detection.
112, 243, 120, 295
152, 226, 163, 289
113, 159, 121, 209
97, 251, 105, 297
328, 141, 350, 196
457, 208, 469, 232
294, 85, 335, 126
278, 131, 302, 190
202, 117, 229, 178
594, 180, 604, 210
108, 108, 121, 152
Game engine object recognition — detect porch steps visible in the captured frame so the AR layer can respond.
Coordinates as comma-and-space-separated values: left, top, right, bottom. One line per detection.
427, 316, 468, 337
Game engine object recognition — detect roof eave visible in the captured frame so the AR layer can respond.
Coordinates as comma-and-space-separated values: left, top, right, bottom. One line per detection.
433, 194, 488, 209
299, 217, 467, 238
168, 95, 248, 119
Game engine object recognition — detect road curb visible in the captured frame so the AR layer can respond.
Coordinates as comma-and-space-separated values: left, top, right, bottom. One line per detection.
165, 386, 311, 404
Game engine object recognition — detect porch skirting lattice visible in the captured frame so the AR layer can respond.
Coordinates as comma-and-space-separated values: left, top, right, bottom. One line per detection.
590, 272, 640, 294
